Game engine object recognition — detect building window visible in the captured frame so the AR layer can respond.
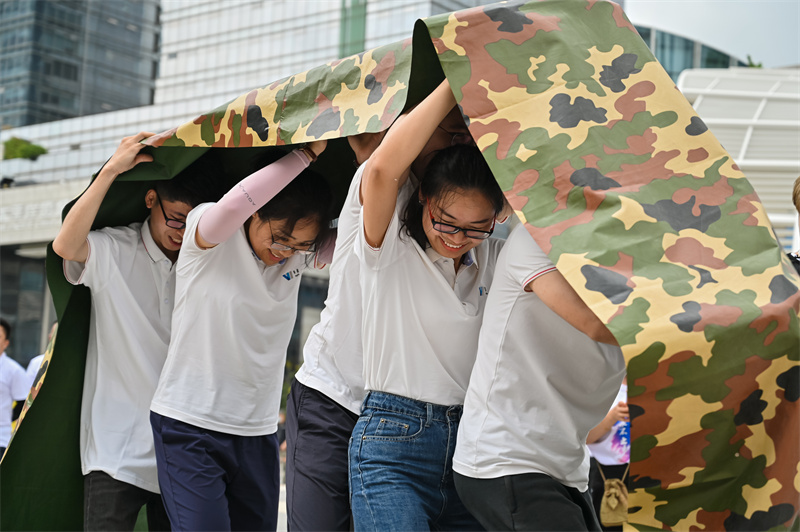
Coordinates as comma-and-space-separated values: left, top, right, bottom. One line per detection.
654, 30, 694, 80
700, 45, 731, 69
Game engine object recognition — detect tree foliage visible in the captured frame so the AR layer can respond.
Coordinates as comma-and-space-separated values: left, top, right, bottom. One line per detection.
3, 137, 48, 161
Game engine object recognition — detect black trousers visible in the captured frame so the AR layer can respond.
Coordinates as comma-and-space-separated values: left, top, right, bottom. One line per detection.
455, 471, 601, 531
83, 470, 170, 532
284, 378, 359, 531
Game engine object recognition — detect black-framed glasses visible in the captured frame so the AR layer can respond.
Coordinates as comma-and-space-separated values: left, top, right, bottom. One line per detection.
437, 125, 475, 146
154, 191, 186, 229
267, 219, 317, 255
426, 202, 495, 240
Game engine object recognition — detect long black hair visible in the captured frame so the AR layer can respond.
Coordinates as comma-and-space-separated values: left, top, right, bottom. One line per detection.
401, 144, 504, 249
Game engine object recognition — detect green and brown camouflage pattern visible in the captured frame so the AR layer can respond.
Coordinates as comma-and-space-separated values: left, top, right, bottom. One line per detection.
145, 38, 414, 148
421, 2, 799, 529
3, 1, 797, 530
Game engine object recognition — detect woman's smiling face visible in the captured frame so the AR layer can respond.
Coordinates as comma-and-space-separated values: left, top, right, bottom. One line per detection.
421, 188, 496, 260
247, 215, 320, 266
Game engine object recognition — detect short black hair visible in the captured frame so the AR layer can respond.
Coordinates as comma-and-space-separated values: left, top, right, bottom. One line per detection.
0, 317, 10, 342
402, 144, 504, 249
155, 154, 228, 208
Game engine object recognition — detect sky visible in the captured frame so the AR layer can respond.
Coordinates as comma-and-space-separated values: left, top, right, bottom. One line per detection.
623, 0, 800, 68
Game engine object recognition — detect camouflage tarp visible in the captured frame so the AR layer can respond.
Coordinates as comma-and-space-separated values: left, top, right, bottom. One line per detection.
2, 1, 798, 530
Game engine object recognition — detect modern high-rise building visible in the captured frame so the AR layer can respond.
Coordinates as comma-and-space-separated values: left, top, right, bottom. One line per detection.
0, 0, 160, 128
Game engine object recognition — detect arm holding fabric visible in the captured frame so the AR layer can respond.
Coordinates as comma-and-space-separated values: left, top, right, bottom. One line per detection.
196, 141, 327, 249
53, 132, 155, 263
361, 80, 456, 248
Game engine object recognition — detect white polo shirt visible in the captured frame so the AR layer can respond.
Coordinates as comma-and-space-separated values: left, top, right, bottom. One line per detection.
296, 165, 415, 414
453, 224, 625, 491
64, 220, 175, 493
151, 202, 307, 436
0, 352, 29, 448
357, 194, 504, 406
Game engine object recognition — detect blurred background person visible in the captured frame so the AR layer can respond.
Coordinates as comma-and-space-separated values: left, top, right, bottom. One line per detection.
0, 318, 29, 458
586, 377, 630, 532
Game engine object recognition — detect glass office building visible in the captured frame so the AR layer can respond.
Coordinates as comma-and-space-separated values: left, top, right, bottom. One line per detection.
634, 24, 747, 81
0, 0, 159, 128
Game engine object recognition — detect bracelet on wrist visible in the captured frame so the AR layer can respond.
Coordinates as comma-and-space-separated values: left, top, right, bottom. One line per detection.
298, 145, 317, 164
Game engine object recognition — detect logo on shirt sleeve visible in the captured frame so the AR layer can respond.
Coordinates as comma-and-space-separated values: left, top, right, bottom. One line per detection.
479, 286, 489, 296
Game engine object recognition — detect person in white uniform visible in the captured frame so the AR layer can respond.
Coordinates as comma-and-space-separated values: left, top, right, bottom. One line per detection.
285, 111, 475, 531
150, 141, 331, 532
0, 318, 29, 458
52, 132, 219, 532
349, 79, 507, 531
453, 223, 626, 531
26, 322, 57, 390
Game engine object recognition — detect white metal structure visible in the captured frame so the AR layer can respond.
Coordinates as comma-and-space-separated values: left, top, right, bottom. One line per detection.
677, 67, 800, 251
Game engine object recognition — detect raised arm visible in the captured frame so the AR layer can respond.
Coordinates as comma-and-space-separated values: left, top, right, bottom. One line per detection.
348, 130, 387, 166
195, 141, 326, 249
360, 80, 457, 248
53, 132, 155, 263
586, 401, 629, 444
527, 270, 619, 345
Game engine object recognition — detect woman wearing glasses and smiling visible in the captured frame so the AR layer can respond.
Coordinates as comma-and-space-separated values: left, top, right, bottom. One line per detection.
349, 80, 507, 531
149, 142, 332, 531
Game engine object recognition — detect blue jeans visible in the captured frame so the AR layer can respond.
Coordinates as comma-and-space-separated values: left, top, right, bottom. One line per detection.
348, 391, 483, 532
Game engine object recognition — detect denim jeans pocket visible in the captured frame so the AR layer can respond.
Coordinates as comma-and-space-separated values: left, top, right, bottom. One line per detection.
361, 410, 424, 442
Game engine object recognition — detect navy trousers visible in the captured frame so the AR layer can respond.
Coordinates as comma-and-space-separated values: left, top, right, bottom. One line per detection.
150, 411, 280, 532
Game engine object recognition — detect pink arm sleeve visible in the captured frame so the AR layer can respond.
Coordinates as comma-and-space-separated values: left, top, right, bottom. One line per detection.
314, 227, 337, 268
198, 150, 310, 245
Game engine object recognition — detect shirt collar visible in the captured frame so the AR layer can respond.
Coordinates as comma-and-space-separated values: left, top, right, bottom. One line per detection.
424, 246, 478, 270
140, 216, 170, 264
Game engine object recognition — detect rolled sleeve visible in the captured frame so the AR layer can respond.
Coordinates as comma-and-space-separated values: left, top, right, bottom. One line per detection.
63, 231, 116, 291
509, 227, 556, 290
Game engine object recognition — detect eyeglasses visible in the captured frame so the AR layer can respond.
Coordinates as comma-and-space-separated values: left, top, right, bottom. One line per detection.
426, 202, 495, 240
267, 219, 317, 255
154, 191, 186, 229
437, 125, 474, 146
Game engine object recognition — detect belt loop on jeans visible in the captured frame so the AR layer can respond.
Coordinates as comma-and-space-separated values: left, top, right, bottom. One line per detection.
425, 403, 433, 427
360, 392, 371, 413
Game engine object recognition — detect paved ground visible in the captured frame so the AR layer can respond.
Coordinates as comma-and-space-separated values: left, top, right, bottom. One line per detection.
277, 483, 287, 531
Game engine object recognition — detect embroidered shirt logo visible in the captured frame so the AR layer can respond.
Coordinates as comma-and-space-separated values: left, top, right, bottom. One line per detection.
282, 268, 301, 281
479, 286, 489, 296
